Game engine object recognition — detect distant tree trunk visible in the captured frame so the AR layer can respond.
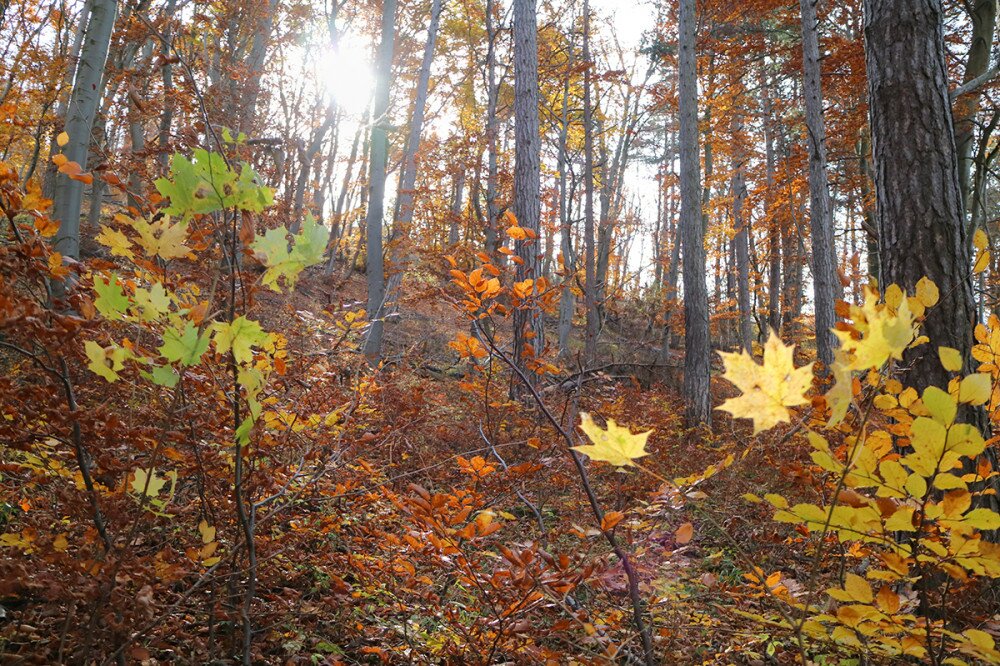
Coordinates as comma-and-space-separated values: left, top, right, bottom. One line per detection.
362, 0, 396, 363
760, 62, 782, 333
326, 118, 364, 271
52, 0, 117, 264
238, 0, 280, 133
679, 0, 711, 426
393, 0, 443, 236
44, 0, 92, 201
156, 0, 177, 171
956, 0, 997, 217
582, 0, 599, 362
799, 0, 840, 367
857, 134, 880, 282
448, 170, 465, 246
512, 0, 543, 375
863, 0, 980, 397
732, 114, 752, 353
484, 0, 501, 259
557, 24, 575, 358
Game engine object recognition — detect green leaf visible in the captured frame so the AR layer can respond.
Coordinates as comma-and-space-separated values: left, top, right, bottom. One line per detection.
922, 386, 956, 426
149, 364, 180, 387
211, 316, 269, 365
132, 283, 171, 321
159, 322, 210, 366
93, 274, 129, 320
85, 340, 128, 382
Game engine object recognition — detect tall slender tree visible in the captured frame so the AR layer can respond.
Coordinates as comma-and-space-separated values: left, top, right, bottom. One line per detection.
678, 0, 711, 425
362, 0, 397, 363
512, 0, 543, 375
799, 0, 840, 367
52, 0, 118, 263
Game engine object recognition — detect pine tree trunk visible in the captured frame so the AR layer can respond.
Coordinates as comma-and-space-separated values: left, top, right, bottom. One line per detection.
679, 0, 711, 426
863, 0, 979, 396
799, 0, 840, 367
512, 0, 543, 375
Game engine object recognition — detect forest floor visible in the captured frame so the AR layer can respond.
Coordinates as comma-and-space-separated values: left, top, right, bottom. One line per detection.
228, 263, 832, 664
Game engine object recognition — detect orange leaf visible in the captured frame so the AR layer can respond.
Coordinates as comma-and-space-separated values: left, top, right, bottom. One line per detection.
675, 522, 694, 544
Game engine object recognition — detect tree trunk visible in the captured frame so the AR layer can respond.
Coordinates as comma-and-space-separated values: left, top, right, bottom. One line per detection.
863, 0, 980, 397
512, 0, 543, 375
800, 0, 840, 367
956, 0, 997, 216
484, 0, 501, 259
582, 0, 599, 362
362, 0, 396, 363
557, 23, 575, 358
448, 170, 465, 246
52, 0, 117, 262
732, 113, 752, 353
760, 62, 782, 334
679, 0, 711, 426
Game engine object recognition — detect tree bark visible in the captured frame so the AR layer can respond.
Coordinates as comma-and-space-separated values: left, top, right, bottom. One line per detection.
582, 0, 599, 362
732, 113, 752, 353
52, 0, 117, 262
955, 0, 997, 217
799, 0, 840, 367
512, 0, 543, 375
679, 0, 712, 426
863, 0, 980, 397
362, 0, 396, 363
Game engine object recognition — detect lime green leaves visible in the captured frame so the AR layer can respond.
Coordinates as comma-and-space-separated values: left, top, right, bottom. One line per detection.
159, 322, 210, 366
94, 274, 130, 320
211, 316, 270, 364
718, 332, 814, 434
572, 412, 652, 467
252, 213, 330, 292
85, 340, 129, 382
155, 149, 272, 218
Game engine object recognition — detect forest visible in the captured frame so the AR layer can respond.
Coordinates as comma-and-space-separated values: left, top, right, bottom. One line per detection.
3, 0, 1000, 663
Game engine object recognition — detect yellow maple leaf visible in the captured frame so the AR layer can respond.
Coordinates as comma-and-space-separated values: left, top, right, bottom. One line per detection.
132, 215, 191, 260
718, 331, 814, 434
573, 412, 652, 467
95, 224, 135, 260
834, 286, 916, 371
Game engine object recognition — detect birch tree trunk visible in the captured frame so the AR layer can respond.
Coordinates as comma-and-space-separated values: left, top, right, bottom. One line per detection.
679, 0, 711, 426
362, 0, 396, 363
799, 0, 840, 367
52, 0, 117, 263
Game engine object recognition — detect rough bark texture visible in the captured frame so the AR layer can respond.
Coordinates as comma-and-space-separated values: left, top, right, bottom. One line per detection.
362, 0, 396, 363
679, 0, 711, 426
512, 0, 543, 374
864, 0, 979, 392
799, 0, 840, 367
52, 0, 117, 261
